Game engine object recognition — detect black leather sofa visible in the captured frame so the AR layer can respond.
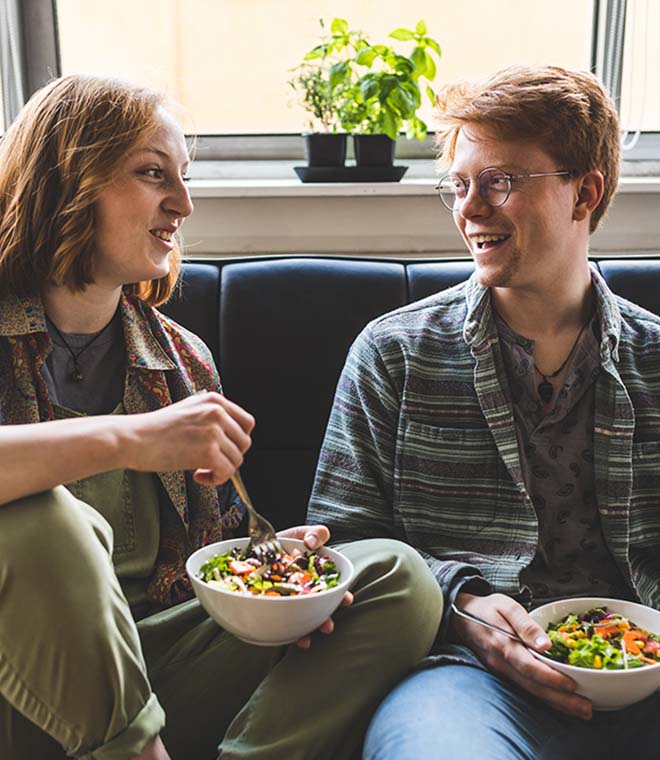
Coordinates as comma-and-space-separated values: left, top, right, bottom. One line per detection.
162, 256, 660, 531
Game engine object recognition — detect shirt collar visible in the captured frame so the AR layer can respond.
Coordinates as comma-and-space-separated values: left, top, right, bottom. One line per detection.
120, 294, 176, 371
0, 293, 46, 336
0, 291, 175, 371
590, 265, 621, 364
462, 264, 621, 364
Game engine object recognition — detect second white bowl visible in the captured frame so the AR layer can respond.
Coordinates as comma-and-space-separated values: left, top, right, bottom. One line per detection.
529, 597, 660, 710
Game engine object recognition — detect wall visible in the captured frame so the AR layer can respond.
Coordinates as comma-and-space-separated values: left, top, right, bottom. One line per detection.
184, 177, 660, 258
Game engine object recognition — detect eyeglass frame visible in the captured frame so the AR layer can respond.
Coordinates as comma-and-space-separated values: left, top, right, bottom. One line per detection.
435, 167, 575, 211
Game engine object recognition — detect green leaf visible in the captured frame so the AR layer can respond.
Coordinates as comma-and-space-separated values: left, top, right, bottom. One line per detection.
416, 19, 428, 35
401, 80, 421, 108
424, 50, 437, 82
393, 55, 415, 75
328, 61, 348, 89
425, 37, 442, 57
381, 108, 400, 141
426, 84, 436, 105
410, 46, 428, 77
415, 117, 428, 140
390, 85, 415, 117
389, 28, 415, 41
378, 75, 398, 102
303, 44, 327, 61
331, 18, 348, 35
360, 76, 379, 101
356, 48, 379, 67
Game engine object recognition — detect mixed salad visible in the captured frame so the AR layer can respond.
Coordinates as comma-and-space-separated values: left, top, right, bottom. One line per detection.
544, 607, 660, 670
198, 543, 341, 597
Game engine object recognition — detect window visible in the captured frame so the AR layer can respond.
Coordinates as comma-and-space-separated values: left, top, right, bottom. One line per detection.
1, 0, 657, 163
620, 0, 659, 156
55, 0, 594, 136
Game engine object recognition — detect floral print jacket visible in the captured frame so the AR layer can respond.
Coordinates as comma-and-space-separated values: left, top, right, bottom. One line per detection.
0, 291, 244, 608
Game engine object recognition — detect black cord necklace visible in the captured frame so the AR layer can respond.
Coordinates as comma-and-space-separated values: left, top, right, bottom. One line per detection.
45, 312, 116, 382
533, 319, 591, 404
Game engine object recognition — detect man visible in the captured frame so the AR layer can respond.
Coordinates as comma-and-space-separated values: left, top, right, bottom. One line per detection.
307, 65, 660, 757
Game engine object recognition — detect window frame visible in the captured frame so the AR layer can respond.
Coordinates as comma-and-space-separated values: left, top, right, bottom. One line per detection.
2, 0, 658, 164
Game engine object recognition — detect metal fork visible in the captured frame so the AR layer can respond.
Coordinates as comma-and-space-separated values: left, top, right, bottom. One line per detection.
230, 470, 282, 559
451, 603, 532, 649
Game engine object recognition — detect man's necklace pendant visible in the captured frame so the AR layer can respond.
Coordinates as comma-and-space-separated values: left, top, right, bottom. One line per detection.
537, 377, 554, 404
71, 362, 83, 382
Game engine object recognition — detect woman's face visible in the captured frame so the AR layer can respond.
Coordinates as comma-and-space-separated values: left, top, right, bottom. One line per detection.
92, 107, 193, 290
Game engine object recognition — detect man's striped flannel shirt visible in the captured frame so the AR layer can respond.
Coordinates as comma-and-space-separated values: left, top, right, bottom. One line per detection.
308, 268, 660, 642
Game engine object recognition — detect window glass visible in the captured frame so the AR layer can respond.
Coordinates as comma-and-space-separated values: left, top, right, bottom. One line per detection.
620, 0, 659, 133
56, 0, 594, 135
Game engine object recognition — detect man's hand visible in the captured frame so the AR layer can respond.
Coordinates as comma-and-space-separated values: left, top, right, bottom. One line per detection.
121, 392, 255, 485
450, 592, 593, 720
277, 524, 353, 649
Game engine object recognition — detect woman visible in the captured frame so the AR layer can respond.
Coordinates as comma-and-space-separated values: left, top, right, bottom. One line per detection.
0, 76, 443, 760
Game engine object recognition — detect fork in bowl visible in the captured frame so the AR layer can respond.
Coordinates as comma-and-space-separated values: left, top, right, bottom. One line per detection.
230, 470, 282, 559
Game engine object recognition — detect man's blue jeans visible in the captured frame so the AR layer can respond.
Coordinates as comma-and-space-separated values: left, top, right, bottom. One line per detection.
363, 663, 660, 759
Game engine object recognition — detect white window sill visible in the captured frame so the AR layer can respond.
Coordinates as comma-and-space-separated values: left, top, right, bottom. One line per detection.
183, 160, 660, 258
188, 159, 660, 198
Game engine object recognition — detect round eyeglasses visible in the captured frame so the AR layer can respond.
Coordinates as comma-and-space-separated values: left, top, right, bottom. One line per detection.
436, 167, 573, 211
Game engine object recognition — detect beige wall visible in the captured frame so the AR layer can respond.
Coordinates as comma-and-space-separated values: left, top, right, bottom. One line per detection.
57, 0, 596, 134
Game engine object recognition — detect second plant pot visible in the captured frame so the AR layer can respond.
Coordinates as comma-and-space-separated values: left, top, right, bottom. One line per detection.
353, 134, 396, 167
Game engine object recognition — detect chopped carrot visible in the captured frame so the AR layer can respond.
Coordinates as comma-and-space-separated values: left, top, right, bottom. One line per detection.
622, 630, 642, 655
229, 560, 255, 576
289, 571, 313, 585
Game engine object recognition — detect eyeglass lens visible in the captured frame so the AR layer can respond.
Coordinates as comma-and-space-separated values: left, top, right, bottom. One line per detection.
437, 169, 511, 210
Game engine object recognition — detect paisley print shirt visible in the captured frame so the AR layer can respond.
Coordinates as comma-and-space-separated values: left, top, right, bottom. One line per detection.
0, 291, 244, 608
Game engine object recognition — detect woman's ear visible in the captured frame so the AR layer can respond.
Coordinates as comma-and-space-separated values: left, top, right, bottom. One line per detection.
573, 170, 605, 223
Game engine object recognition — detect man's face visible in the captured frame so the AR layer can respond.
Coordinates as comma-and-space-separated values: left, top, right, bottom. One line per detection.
449, 125, 581, 292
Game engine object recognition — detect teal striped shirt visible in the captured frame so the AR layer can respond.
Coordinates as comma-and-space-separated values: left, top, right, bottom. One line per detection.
308, 268, 660, 638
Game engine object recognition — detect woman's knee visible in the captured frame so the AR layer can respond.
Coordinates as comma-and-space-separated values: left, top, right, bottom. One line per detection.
0, 486, 114, 609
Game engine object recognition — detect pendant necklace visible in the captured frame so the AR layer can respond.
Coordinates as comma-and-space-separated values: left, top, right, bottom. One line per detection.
46, 312, 116, 382
533, 318, 591, 404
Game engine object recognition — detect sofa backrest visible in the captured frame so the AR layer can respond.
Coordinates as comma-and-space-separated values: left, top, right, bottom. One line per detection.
162, 256, 660, 530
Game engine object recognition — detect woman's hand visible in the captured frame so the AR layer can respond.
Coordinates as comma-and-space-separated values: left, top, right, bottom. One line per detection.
450, 592, 592, 720
277, 524, 354, 649
122, 392, 255, 484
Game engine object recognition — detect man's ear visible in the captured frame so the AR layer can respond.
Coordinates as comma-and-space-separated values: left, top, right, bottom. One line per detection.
573, 170, 604, 222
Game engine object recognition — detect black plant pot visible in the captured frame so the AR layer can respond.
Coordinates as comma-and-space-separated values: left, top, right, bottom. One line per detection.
303, 133, 347, 167
353, 134, 396, 167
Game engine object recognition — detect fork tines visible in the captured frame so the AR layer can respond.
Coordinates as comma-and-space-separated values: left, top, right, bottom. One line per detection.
252, 540, 282, 562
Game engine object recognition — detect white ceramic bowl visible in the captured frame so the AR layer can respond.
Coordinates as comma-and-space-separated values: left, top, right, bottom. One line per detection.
529, 597, 660, 710
186, 537, 354, 646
